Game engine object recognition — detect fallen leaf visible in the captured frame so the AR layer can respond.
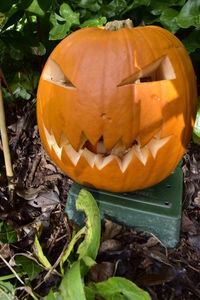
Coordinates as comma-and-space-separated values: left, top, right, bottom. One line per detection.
99, 239, 122, 254
101, 219, 122, 242
181, 211, 197, 235
87, 262, 115, 283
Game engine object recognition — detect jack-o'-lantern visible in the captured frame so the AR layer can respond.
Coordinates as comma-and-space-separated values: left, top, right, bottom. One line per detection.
37, 20, 197, 192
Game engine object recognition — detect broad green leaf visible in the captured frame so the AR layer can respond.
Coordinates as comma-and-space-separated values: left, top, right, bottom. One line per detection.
76, 0, 102, 12
0, 281, 15, 300
121, 0, 150, 16
88, 277, 151, 300
33, 235, 52, 269
193, 97, 200, 144
60, 226, 86, 274
49, 11, 73, 40
59, 3, 80, 25
15, 255, 42, 280
182, 30, 200, 53
81, 17, 107, 28
160, 8, 179, 33
60, 261, 86, 300
26, 0, 45, 16
150, 0, 185, 16
38, 0, 52, 12
49, 23, 70, 40
13, 86, 31, 100
76, 189, 101, 261
101, 0, 127, 18
176, 0, 200, 28
84, 286, 95, 300
44, 289, 58, 300
0, 221, 17, 244
0, 0, 13, 13
81, 256, 96, 270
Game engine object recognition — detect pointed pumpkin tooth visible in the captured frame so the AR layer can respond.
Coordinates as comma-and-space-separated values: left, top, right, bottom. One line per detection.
52, 143, 62, 159
63, 144, 82, 166
95, 154, 115, 170
81, 148, 96, 167
43, 125, 56, 149
79, 133, 88, 149
111, 140, 126, 158
119, 148, 135, 172
133, 144, 149, 165
148, 136, 171, 158
60, 132, 70, 147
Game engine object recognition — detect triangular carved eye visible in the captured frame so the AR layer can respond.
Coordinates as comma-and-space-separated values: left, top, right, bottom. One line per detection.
42, 58, 76, 89
117, 56, 176, 87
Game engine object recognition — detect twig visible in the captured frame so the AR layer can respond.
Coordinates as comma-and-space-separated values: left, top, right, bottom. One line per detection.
0, 253, 24, 285
0, 79, 15, 197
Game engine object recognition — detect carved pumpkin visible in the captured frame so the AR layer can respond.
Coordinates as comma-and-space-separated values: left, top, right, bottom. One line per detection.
37, 22, 197, 192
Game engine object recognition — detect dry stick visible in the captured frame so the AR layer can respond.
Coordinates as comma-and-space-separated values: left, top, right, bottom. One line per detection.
0, 79, 15, 197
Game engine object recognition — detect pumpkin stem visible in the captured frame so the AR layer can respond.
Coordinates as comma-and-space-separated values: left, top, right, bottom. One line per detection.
105, 19, 133, 31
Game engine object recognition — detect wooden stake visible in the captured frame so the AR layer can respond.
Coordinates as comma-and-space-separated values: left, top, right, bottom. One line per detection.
0, 79, 14, 193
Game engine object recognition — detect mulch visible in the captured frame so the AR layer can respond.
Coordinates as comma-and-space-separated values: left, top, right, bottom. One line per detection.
0, 99, 200, 299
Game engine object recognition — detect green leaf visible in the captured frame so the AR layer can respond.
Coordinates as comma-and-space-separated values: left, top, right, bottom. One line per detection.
33, 234, 52, 269
182, 30, 200, 53
81, 16, 106, 28
176, 0, 200, 28
76, 0, 102, 12
13, 86, 31, 100
60, 261, 86, 300
26, 0, 45, 16
0, 281, 15, 300
44, 289, 59, 300
88, 277, 151, 300
0, 0, 13, 13
150, 0, 185, 16
76, 189, 101, 261
59, 3, 80, 25
121, 0, 150, 16
37, 0, 52, 12
49, 8, 79, 41
84, 286, 95, 300
0, 221, 17, 244
160, 8, 179, 33
60, 226, 86, 273
49, 23, 70, 40
15, 255, 42, 281
193, 97, 200, 144
101, 0, 128, 18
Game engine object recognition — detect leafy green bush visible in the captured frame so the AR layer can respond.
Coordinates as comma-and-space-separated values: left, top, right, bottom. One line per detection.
0, 0, 200, 102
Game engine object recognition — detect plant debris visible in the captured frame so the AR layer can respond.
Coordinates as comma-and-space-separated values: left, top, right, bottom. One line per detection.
0, 101, 200, 299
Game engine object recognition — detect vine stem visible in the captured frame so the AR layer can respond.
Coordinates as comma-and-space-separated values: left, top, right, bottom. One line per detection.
0, 78, 14, 194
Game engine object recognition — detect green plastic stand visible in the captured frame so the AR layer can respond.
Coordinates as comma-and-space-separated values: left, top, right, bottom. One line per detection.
66, 164, 183, 248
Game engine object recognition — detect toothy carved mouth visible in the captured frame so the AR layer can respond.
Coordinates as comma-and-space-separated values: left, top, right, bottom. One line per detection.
43, 126, 171, 172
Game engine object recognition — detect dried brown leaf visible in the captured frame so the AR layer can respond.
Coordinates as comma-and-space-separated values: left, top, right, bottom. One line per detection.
181, 211, 197, 235
99, 239, 122, 253
87, 262, 115, 283
101, 219, 122, 242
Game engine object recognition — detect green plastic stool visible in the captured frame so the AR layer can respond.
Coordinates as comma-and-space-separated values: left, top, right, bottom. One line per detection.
66, 164, 183, 248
